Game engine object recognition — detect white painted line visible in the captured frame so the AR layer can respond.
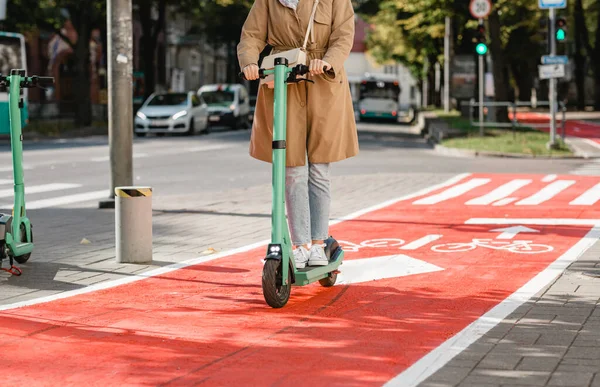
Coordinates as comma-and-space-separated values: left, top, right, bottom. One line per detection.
0, 165, 32, 172
515, 180, 575, 205
400, 235, 443, 250
186, 144, 234, 152
466, 179, 531, 206
542, 174, 557, 182
0, 173, 471, 312
413, 178, 490, 205
0, 179, 13, 185
0, 190, 108, 210
336, 254, 444, 285
0, 183, 80, 199
582, 138, 600, 150
492, 197, 517, 206
466, 218, 599, 226
386, 225, 600, 387
570, 182, 600, 206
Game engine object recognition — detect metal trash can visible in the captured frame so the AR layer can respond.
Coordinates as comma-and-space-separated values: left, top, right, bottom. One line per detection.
115, 186, 153, 264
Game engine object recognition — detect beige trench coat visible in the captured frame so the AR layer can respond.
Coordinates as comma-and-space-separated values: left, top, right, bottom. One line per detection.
238, 0, 359, 167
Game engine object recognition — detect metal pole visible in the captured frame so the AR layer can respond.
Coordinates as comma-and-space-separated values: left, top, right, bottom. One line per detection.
444, 16, 451, 112
548, 8, 557, 148
478, 18, 484, 137
100, 0, 134, 209
423, 57, 429, 108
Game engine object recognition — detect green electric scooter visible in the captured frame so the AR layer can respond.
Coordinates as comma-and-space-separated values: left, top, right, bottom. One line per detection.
242, 58, 344, 308
0, 70, 54, 275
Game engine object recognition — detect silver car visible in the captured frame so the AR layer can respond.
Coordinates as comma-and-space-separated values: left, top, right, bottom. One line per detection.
134, 92, 209, 137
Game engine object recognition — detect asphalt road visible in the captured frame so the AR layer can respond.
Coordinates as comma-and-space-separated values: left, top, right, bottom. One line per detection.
0, 121, 590, 210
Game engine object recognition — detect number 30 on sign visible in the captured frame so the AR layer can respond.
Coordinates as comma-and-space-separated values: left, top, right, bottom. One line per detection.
469, 0, 492, 19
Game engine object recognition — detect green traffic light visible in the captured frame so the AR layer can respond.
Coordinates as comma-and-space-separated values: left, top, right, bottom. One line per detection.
556, 29, 566, 41
476, 43, 488, 55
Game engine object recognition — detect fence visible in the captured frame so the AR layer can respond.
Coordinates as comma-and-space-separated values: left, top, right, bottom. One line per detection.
468, 100, 567, 140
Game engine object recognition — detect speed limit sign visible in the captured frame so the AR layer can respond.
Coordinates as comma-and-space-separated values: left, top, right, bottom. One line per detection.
469, 0, 492, 19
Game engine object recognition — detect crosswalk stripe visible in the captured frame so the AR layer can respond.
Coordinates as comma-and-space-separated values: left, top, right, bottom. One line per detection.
0, 183, 80, 199
0, 179, 13, 185
466, 179, 531, 205
493, 197, 517, 206
0, 190, 108, 210
413, 178, 491, 205
570, 182, 600, 206
542, 174, 557, 182
516, 180, 575, 205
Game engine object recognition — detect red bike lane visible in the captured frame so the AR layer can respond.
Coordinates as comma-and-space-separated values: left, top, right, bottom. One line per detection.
511, 111, 600, 144
1, 174, 599, 386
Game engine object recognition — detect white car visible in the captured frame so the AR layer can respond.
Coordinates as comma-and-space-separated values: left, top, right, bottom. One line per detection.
197, 84, 251, 130
134, 92, 209, 137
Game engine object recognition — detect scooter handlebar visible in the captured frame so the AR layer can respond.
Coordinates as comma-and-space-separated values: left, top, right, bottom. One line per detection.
33, 76, 55, 87
238, 65, 330, 80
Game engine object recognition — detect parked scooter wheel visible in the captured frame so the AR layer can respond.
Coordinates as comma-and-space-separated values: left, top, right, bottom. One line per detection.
262, 259, 291, 308
5, 218, 32, 264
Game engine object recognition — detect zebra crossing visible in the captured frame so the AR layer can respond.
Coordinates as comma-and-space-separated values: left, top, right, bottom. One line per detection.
570, 159, 600, 176
0, 178, 107, 210
412, 174, 600, 207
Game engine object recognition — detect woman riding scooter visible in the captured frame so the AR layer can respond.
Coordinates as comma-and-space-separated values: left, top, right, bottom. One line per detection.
238, 0, 359, 269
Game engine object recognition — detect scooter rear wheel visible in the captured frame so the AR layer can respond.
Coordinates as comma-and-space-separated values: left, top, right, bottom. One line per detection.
319, 272, 337, 287
262, 259, 291, 308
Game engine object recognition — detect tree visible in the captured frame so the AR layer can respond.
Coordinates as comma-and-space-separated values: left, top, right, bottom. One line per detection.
137, 0, 166, 99
4, 0, 106, 127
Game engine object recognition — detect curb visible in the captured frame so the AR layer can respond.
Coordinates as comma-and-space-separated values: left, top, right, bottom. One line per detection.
433, 143, 585, 160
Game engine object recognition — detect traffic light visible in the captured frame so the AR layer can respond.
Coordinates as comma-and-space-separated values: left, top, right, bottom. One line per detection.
556, 17, 567, 42
475, 24, 488, 55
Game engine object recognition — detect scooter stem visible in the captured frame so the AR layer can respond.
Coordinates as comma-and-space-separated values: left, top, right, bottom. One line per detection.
8, 72, 25, 228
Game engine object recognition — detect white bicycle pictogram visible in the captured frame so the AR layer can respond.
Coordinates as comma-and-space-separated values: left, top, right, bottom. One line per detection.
338, 238, 405, 252
431, 239, 553, 254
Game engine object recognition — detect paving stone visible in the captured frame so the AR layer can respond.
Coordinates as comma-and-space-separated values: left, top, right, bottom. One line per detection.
564, 346, 600, 360
547, 371, 594, 386
516, 356, 561, 372
478, 353, 522, 370
461, 370, 550, 386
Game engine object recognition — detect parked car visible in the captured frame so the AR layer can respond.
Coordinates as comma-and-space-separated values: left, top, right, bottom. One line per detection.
197, 84, 251, 130
134, 91, 209, 137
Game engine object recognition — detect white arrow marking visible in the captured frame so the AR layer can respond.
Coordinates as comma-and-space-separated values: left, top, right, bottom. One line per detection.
336, 254, 444, 285
490, 226, 540, 240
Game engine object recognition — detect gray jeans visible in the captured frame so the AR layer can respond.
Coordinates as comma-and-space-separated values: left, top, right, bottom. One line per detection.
285, 163, 330, 246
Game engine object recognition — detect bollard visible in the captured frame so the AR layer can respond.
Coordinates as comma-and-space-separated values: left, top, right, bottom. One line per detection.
115, 187, 153, 264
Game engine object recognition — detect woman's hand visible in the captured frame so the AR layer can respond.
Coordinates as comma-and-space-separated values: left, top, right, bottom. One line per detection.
242, 64, 260, 80
309, 59, 332, 76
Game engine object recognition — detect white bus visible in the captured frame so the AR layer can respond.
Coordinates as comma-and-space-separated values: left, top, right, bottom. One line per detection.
0, 32, 28, 134
357, 73, 402, 122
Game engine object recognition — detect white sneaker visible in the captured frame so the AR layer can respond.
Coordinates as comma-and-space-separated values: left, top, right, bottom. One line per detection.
308, 244, 329, 266
293, 246, 310, 269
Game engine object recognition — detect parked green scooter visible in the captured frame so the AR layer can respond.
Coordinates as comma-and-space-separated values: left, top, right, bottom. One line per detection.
242, 58, 344, 308
0, 70, 54, 275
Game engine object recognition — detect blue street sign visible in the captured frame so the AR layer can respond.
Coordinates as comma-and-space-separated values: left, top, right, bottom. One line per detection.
541, 55, 569, 65
539, 0, 567, 9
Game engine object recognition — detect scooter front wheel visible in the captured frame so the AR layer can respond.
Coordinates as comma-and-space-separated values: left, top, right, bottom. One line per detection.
262, 259, 291, 308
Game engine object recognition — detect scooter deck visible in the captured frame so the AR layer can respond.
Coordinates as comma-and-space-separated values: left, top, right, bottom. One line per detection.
293, 247, 344, 286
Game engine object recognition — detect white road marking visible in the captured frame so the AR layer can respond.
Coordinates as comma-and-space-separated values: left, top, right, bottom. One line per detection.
413, 178, 490, 205
466, 179, 531, 205
0, 165, 32, 172
336, 254, 444, 285
0, 190, 108, 210
490, 226, 539, 240
0, 173, 471, 312
542, 174, 557, 182
0, 183, 80, 199
400, 235, 443, 250
492, 197, 517, 206
570, 182, 600, 205
515, 180, 575, 205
